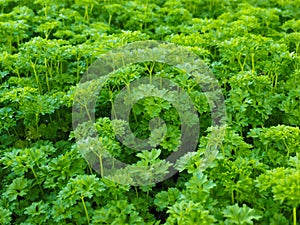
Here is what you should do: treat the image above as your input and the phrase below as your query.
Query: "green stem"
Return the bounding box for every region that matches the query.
[160,77,162,89]
[48,60,53,80]
[99,154,104,177]
[84,6,89,21]
[221,144,225,156]
[111,101,117,119]
[35,113,39,137]
[31,167,45,198]
[125,82,131,94]
[237,55,246,71]
[31,61,42,94]
[251,53,255,72]
[274,73,278,89]
[56,110,62,126]
[44,4,48,18]
[81,196,90,225]
[145,62,155,84]
[77,58,81,83]
[77,101,92,121]
[90,4,94,14]
[87,163,93,174]
[293,207,296,225]
[282,139,290,157]
[44,58,50,91]
[8,37,12,53]
[108,14,112,25]
[90,148,103,177]
[110,88,117,118]
[16,69,20,79]
[133,111,138,123]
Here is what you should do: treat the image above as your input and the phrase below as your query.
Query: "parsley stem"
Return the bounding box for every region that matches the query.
[31,61,42,94]
[99,154,104,178]
[251,53,255,73]
[81,196,90,225]
[293,207,296,225]
[31,167,45,198]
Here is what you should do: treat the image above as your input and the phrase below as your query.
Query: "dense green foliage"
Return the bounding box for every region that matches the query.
[0,0,299,224]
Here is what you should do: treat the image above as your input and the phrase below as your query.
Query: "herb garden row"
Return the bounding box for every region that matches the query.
[0,0,299,224]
